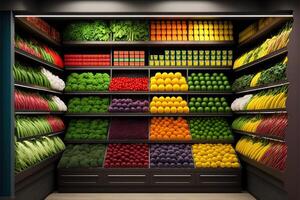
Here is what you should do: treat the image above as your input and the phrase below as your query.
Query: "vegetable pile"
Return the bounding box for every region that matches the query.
[65,119,109,140]
[189,97,231,113]
[189,118,233,141]
[150,72,188,92]
[15,116,65,139]
[108,98,149,113]
[58,144,106,168]
[193,144,240,168]
[150,96,189,114]
[15,90,67,111]
[63,21,110,41]
[109,118,148,140]
[109,77,148,91]
[232,75,254,91]
[111,20,148,41]
[188,72,231,91]
[232,114,287,139]
[67,97,109,113]
[150,144,194,168]
[104,144,149,168]
[150,117,191,140]
[65,72,110,91]
[15,136,65,173]
[15,35,63,67]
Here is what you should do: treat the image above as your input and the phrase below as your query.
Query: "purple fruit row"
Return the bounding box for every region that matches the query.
[109,98,149,112]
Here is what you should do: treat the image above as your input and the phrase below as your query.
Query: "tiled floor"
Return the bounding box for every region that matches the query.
[46,192,256,200]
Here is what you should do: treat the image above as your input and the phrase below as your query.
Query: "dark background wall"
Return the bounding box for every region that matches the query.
[0,0,299,199]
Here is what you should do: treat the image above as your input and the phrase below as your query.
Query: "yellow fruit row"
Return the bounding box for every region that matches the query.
[150,96,189,114]
[150,72,188,92]
[192,144,240,168]
[246,91,287,110]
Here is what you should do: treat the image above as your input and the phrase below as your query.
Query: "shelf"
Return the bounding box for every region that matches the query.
[15,152,62,184]
[233,47,288,73]
[15,82,63,95]
[15,17,61,47]
[15,111,65,115]
[233,129,285,143]
[235,81,289,94]
[63,40,235,47]
[233,109,287,114]
[64,91,233,95]
[64,139,234,144]
[238,18,289,48]
[64,112,233,117]
[238,153,284,181]
[15,48,64,72]
[17,131,65,141]
[64,66,233,71]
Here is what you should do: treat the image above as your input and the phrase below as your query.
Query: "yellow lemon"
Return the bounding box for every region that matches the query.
[171,78,179,85]
[150,102,156,107]
[173,84,180,91]
[158,84,165,91]
[162,72,168,79]
[161,101,168,107]
[150,84,158,91]
[171,97,177,102]
[164,107,171,113]
[151,78,157,84]
[183,106,189,113]
[165,96,171,101]
[169,72,175,78]
[173,101,180,107]
[167,101,174,107]
[150,106,158,113]
[166,84,173,92]
[180,101,187,107]
[157,106,164,113]
[155,72,162,79]
[165,78,172,84]
[158,96,165,101]
[155,101,162,107]
[175,72,182,78]
[170,106,177,113]
[176,96,183,102]
[180,84,188,91]
[152,96,159,102]
[177,106,183,113]
[179,77,186,85]
[157,78,164,85]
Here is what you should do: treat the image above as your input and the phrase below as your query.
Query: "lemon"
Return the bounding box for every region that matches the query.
[165,96,171,101]
[150,84,158,91]
[165,78,172,84]
[169,72,175,78]
[176,96,183,102]
[155,72,162,79]
[150,102,156,107]
[157,106,164,113]
[211,163,217,168]
[183,106,189,113]
[173,84,180,91]
[175,72,182,78]
[152,96,159,102]
[173,101,180,107]
[177,106,183,113]
[162,72,168,79]
[171,78,179,85]
[171,97,177,102]
[166,84,173,91]
[180,84,188,91]
[157,78,164,85]
[167,101,174,107]
[225,162,232,168]
[161,101,168,107]
[170,107,177,113]
[155,101,162,107]
[164,107,171,113]
[179,77,186,85]
[158,84,165,92]
[179,101,187,107]
[158,96,165,101]
[150,106,158,113]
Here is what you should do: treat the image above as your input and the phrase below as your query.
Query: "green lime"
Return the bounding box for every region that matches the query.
[201,85,207,90]
[193,76,199,81]
[205,77,210,81]
[218,107,224,112]
[189,102,195,107]
[189,85,195,91]
[196,97,202,102]
[201,102,207,107]
[225,85,231,90]
[194,80,200,85]
[204,73,210,77]
[222,102,228,107]
[203,97,208,102]
[207,85,212,90]
[190,107,196,112]
[213,85,219,90]
[204,107,210,112]
[195,102,201,107]
[191,73,196,77]
[212,73,218,77]
[219,85,225,90]
[206,81,212,85]
[220,97,226,102]
[195,85,201,90]
[197,107,204,112]
[190,97,196,102]
[188,77,193,81]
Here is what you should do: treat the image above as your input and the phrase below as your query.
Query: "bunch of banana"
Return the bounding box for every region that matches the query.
[250,72,262,87]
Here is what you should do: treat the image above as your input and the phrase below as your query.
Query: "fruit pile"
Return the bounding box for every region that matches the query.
[113,50,145,66]
[65,72,110,91]
[104,144,149,168]
[149,49,233,67]
[15,136,65,173]
[232,59,287,91]
[14,61,65,91]
[58,144,106,168]
[23,17,60,42]
[150,117,191,140]
[188,72,231,91]
[188,20,234,41]
[150,20,188,41]
[150,144,194,168]
[109,77,148,91]
[232,115,287,139]
[231,86,287,111]
[234,22,292,69]
[236,137,287,171]
[15,116,65,138]
[149,96,189,114]
[67,97,109,113]
[150,72,188,92]
[192,144,240,168]
[65,119,109,140]
[108,98,149,113]
[15,90,67,111]
[189,118,233,141]
[64,54,111,66]
[109,118,148,140]
[189,97,231,113]
[15,35,63,67]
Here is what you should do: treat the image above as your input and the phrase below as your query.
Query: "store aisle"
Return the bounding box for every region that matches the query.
[46,192,256,200]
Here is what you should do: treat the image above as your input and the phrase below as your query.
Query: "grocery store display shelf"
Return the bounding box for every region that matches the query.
[238,153,284,181]
[64,66,233,71]
[15,82,63,95]
[235,81,289,94]
[64,91,233,95]
[58,167,241,192]
[17,131,65,141]
[64,139,234,144]
[233,109,287,114]
[238,18,289,48]
[15,17,61,47]
[15,48,64,72]
[15,152,62,184]
[233,129,285,143]
[233,47,288,73]
[63,40,235,47]
[15,110,66,115]
[64,112,233,117]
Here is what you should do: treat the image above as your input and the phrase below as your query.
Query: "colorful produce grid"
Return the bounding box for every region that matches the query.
[109,98,149,113]
[188,72,231,91]
[113,50,145,66]
[109,77,148,91]
[64,54,111,66]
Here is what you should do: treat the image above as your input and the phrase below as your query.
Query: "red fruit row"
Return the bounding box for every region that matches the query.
[260,143,287,171]
[109,77,148,91]
[104,144,149,168]
[64,54,111,66]
[256,114,287,139]
[46,116,65,132]
[15,90,50,111]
